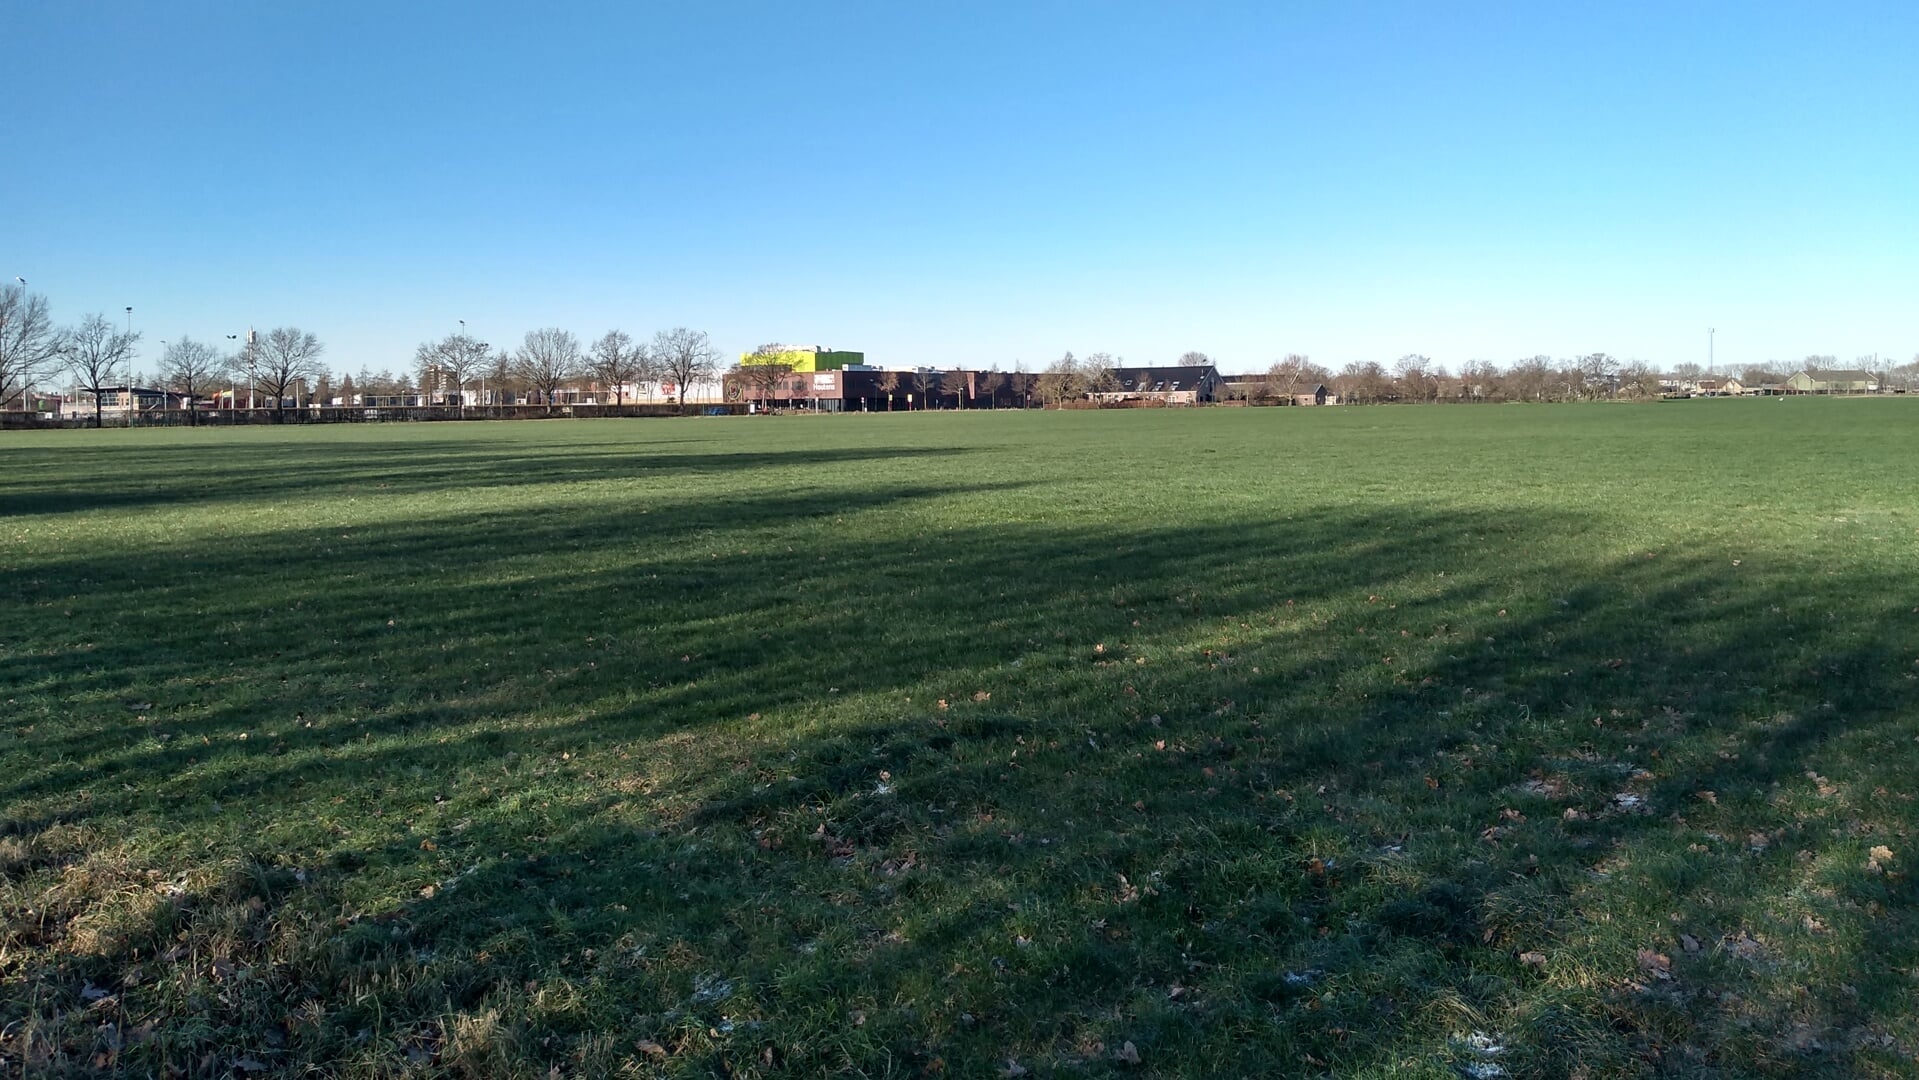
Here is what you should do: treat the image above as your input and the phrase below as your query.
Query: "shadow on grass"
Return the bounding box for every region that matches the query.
[0,438,967,515]
[3,490,1917,1076]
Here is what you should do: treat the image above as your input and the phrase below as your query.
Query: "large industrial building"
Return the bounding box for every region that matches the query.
[737,345,867,373]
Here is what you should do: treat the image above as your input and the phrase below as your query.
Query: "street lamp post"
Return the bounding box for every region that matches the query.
[1708,327,1715,375]
[123,308,135,427]
[476,342,489,417]
[226,334,240,419]
[152,338,169,425]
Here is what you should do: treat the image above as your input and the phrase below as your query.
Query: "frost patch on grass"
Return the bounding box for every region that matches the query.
[1452,1030,1509,1078]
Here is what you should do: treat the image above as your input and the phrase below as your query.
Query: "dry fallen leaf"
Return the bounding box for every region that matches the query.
[1726,932,1766,961]
[1518,951,1547,968]
[635,1039,667,1059]
[1637,948,1673,980]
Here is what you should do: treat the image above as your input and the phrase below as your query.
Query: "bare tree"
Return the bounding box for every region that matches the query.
[1083,352,1119,397]
[975,369,1005,408]
[249,327,325,421]
[1035,352,1082,406]
[1893,356,1919,393]
[160,336,222,425]
[515,328,583,410]
[650,327,720,410]
[1459,360,1500,402]
[877,370,900,411]
[1504,356,1557,402]
[1394,354,1437,402]
[1334,360,1394,404]
[1267,354,1328,403]
[738,342,794,409]
[588,330,648,405]
[946,366,971,408]
[415,333,491,412]
[1177,350,1212,367]
[486,349,520,406]
[1618,360,1662,399]
[1,280,63,410]
[64,314,141,428]
[1576,353,1618,399]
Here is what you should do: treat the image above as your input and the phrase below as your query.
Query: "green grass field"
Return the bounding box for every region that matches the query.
[5,401,1918,1078]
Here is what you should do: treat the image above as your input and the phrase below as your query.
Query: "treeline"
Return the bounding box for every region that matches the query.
[0,280,726,425]
[401,327,722,409]
[1272,354,1663,405]
[1031,349,1676,405]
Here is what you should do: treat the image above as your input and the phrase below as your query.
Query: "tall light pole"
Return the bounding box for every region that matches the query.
[124,307,135,426]
[226,334,239,416]
[229,330,256,412]
[6,278,23,409]
[153,338,168,423]
[9,276,24,412]
[1708,327,1715,375]
[455,321,467,408]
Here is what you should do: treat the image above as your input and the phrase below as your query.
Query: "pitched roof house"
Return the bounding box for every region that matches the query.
[1096,365,1222,405]
[1785,369,1879,394]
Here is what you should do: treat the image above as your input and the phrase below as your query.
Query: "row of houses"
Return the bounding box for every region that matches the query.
[726,363,1251,410]
[12,363,1897,421]
[25,379,733,421]
[1667,368,1888,397]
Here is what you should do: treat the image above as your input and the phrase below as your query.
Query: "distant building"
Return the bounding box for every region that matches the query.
[1785,369,1879,394]
[3,389,66,414]
[1094,365,1223,405]
[738,345,865,373]
[59,386,192,419]
[726,366,1035,411]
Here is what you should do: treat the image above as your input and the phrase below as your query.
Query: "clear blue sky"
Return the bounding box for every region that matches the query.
[8,1,1915,376]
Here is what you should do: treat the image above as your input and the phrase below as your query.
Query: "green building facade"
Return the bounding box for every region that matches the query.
[739,346,865,373]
